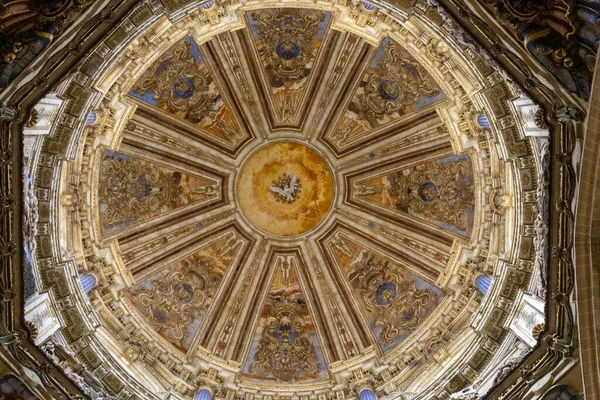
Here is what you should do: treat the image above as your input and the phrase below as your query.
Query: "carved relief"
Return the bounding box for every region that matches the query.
[248,9,327,88]
[0,0,88,89]
[478,0,598,100]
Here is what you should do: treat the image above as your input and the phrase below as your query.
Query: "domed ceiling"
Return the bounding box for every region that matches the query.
[13,0,567,399]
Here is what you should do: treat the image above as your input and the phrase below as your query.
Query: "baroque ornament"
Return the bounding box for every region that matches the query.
[250,294,320,382]
[251,8,325,87]
[477,0,597,99]
[357,40,440,120]
[388,157,474,231]
[351,252,436,346]
[131,36,215,121]
[130,36,243,145]
[14,1,557,398]
[23,179,38,255]
[99,155,184,230]
[132,254,223,348]
[98,152,216,231]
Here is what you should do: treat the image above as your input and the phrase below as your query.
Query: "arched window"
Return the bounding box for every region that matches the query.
[359,388,377,400]
[200,1,214,10]
[475,113,490,129]
[85,110,97,125]
[79,273,97,294]
[362,1,376,10]
[475,274,493,295]
[194,388,212,400]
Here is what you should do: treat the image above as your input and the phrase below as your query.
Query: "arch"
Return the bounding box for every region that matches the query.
[79,273,97,294]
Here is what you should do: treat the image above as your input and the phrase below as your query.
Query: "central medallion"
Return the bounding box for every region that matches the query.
[270,173,301,203]
[237,142,334,237]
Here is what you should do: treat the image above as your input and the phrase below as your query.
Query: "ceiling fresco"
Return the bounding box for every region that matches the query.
[97,149,224,236]
[80,10,490,387]
[323,37,445,156]
[245,8,332,127]
[129,35,253,154]
[319,224,443,353]
[12,1,569,399]
[237,142,334,236]
[242,250,329,384]
[126,226,250,351]
[347,152,475,239]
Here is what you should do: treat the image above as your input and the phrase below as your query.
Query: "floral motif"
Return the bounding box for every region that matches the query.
[350,252,436,346]
[250,294,320,382]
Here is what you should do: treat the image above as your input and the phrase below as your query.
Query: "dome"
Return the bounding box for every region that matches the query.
[2,1,592,400]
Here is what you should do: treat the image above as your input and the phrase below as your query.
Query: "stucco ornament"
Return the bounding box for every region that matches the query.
[270,174,301,203]
[23,180,38,255]
[250,294,320,382]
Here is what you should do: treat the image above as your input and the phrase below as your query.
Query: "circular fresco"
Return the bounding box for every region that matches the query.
[237,142,334,237]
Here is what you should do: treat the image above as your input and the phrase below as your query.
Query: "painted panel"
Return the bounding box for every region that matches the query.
[127,231,246,351]
[129,35,245,146]
[246,9,331,121]
[349,153,475,238]
[324,228,443,353]
[97,150,220,235]
[242,254,327,383]
[327,37,444,151]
